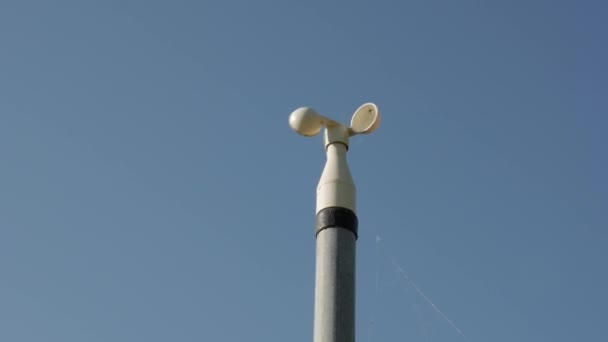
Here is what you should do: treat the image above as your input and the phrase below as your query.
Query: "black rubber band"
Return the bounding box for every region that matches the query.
[315,207,358,239]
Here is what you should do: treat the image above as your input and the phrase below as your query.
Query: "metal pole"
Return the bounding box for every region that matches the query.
[289,103,380,342]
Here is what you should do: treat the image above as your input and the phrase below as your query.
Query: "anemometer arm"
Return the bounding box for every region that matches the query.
[289,103,380,149]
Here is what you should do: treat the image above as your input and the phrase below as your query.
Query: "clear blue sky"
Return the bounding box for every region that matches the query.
[1,1,607,341]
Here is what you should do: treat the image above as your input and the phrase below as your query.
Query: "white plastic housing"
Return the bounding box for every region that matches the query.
[316,143,355,213]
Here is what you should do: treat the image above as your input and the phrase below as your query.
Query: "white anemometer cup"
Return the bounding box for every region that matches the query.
[289,103,380,342]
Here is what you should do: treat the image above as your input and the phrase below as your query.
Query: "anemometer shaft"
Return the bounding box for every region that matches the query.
[314,141,358,342]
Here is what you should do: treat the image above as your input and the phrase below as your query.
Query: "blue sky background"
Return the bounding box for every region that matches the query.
[1,1,607,341]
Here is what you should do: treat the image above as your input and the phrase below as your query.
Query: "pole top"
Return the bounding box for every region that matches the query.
[289,103,380,148]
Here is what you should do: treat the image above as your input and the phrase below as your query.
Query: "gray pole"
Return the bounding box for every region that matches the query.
[289,103,380,342]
